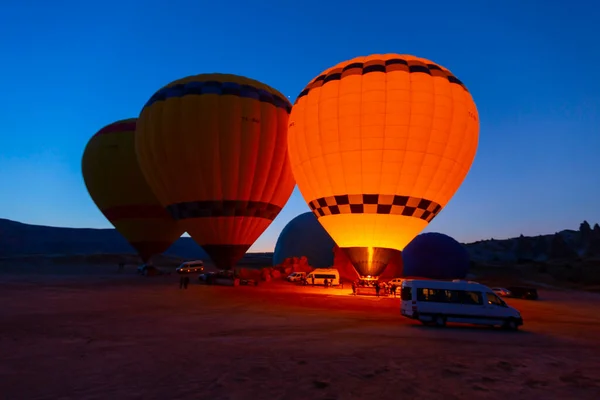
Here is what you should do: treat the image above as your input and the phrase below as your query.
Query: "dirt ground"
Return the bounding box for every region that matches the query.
[1,264,600,400]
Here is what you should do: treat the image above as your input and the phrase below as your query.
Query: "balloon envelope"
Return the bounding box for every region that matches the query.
[402,232,470,279]
[288,54,479,277]
[136,74,295,269]
[273,212,335,269]
[81,119,184,262]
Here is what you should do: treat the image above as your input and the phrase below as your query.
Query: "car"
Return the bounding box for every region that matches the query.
[400,279,523,330]
[137,264,156,274]
[240,278,259,286]
[198,272,213,282]
[287,272,306,282]
[492,287,512,297]
[199,270,245,286]
[139,265,168,276]
[387,278,404,287]
[176,260,205,274]
[505,286,539,300]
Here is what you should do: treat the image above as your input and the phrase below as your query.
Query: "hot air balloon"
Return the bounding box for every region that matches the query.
[402,232,470,280]
[135,74,295,270]
[82,119,184,262]
[273,212,336,269]
[288,54,479,279]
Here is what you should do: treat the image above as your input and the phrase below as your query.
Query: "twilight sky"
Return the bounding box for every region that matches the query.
[0,0,598,251]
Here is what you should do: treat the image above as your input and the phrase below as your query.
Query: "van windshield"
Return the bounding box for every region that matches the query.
[487,292,506,307]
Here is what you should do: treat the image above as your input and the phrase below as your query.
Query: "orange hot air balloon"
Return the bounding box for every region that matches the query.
[288,54,479,278]
[135,74,295,269]
[82,119,184,262]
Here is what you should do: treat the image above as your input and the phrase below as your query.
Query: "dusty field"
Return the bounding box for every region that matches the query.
[1,265,600,400]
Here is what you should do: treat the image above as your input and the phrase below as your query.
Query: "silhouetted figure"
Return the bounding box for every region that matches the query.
[179,276,185,289]
[375,282,380,297]
[311,276,315,286]
[183,276,190,289]
[391,284,397,298]
[351,281,356,295]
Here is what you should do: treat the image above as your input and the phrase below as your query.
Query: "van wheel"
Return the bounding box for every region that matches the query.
[503,318,519,331]
[434,315,446,327]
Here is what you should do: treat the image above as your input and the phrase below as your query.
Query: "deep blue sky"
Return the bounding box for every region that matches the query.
[1,0,599,251]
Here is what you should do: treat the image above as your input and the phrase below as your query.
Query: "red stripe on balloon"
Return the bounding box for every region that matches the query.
[102,204,169,221]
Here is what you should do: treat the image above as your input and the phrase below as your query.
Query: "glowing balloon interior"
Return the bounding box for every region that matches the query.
[287,54,479,278]
[81,119,184,262]
[135,74,296,269]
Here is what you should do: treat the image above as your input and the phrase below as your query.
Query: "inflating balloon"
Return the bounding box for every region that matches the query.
[82,119,184,262]
[273,212,335,269]
[402,232,470,279]
[136,74,295,269]
[288,54,479,278]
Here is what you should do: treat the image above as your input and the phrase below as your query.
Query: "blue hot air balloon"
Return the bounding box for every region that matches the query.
[402,232,470,279]
[273,212,336,268]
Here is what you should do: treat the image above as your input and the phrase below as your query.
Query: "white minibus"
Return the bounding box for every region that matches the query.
[400,279,523,330]
[304,268,340,286]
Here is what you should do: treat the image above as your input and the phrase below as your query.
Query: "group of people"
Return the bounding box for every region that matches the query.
[351,279,400,297]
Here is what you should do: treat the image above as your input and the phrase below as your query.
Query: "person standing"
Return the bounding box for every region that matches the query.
[375,281,380,297]
[183,276,190,289]
[351,281,356,296]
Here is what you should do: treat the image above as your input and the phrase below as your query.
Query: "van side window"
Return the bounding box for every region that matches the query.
[416,289,460,303]
[417,288,439,302]
[314,274,336,279]
[460,291,483,305]
[442,290,461,303]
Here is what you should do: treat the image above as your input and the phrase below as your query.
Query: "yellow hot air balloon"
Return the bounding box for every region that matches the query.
[135,74,295,269]
[82,119,184,262]
[288,54,479,278]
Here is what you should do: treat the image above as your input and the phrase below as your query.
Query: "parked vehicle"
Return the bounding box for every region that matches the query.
[505,286,539,300]
[197,270,255,286]
[137,264,149,274]
[240,278,259,286]
[492,287,512,297]
[400,279,523,330]
[387,278,404,287]
[138,265,168,276]
[287,272,306,282]
[176,260,204,274]
[303,268,340,286]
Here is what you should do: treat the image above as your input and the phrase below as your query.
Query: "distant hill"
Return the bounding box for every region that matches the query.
[1,218,599,266]
[0,218,209,260]
[463,220,600,264]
